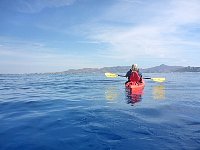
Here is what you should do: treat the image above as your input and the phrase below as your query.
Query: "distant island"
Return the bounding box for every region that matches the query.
[50,64,200,74]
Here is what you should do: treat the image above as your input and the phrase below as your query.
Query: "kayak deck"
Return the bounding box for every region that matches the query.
[125,79,145,94]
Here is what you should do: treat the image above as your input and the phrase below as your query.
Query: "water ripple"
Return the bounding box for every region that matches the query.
[0,73,200,150]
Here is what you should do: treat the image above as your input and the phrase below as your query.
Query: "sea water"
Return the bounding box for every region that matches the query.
[0,73,200,150]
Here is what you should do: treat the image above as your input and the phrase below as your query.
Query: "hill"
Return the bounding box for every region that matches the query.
[51,64,200,74]
[141,64,183,73]
[174,66,200,72]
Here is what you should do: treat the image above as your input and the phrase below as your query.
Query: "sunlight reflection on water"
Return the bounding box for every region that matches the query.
[152,85,165,100]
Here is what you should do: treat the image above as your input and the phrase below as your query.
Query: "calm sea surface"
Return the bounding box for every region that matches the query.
[0,73,200,150]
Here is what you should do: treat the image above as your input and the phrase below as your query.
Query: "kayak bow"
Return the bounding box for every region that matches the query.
[125,79,145,94]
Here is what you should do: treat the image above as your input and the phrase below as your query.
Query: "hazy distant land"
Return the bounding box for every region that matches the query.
[48,64,200,74]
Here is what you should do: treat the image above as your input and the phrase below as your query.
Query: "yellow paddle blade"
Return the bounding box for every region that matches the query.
[105,73,118,78]
[151,78,166,82]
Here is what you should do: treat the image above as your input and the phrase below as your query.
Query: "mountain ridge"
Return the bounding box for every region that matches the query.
[49,64,200,74]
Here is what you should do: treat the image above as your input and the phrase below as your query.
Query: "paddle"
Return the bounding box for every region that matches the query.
[105,72,165,82]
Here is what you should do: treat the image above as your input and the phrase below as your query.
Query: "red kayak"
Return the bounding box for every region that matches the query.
[125,79,145,94]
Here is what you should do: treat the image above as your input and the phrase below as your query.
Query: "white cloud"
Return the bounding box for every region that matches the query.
[0,42,103,73]
[16,0,75,13]
[167,0,200,25]
[82,0,200,66]
[1,0,200,73]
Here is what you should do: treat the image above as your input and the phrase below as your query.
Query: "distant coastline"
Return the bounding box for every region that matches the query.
[48,64,200,74]
[1,64,200,75]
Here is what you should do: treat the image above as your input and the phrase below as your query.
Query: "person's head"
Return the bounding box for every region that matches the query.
[131,64,138,71]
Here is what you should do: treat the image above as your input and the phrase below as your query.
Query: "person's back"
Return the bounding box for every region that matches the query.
[130,71,141,82]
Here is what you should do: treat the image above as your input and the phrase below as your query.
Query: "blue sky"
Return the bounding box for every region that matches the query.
[0,0,200,73]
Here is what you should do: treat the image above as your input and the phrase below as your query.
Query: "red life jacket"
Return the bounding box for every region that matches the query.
[130,71,140,82]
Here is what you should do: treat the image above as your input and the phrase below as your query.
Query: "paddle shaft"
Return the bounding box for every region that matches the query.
[105,73,165,82]
[118,74,126,77]
[116,74,148,79]
[118,73,148,78]
[143,77,151,79]
[118,75,151,80]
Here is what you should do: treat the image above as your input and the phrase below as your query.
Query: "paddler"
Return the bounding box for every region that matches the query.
[125,64,142,84]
